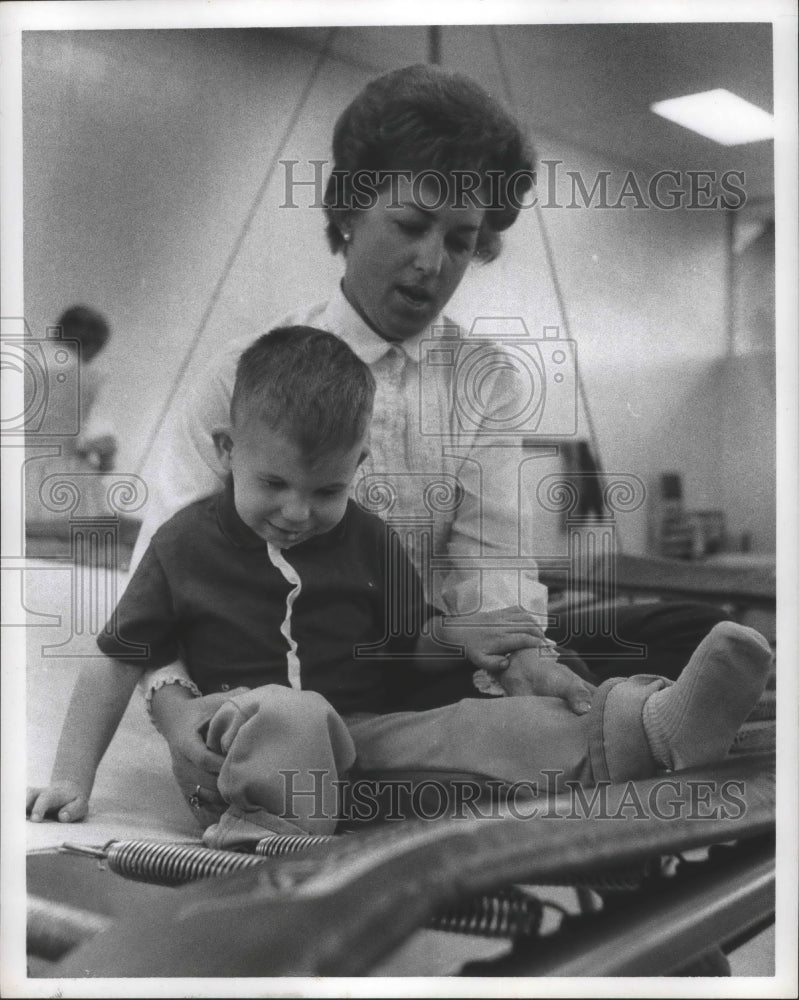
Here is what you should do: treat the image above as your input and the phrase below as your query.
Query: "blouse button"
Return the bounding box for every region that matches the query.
[220,683,230,692]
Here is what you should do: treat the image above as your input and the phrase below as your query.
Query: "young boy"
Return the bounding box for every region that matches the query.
[27,328,773,850]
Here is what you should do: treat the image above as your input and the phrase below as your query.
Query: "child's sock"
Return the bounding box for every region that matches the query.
[642,621,773,771]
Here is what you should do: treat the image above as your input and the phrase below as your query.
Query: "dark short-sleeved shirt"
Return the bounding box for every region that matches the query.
[98,480,432,715]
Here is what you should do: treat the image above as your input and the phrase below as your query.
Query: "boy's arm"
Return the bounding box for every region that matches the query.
[129,342,242,763]
[27,657,141,822]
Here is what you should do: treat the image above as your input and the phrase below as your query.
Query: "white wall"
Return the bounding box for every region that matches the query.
[446,138,734,555]
[22,29,359,469]
[22,28,775,555]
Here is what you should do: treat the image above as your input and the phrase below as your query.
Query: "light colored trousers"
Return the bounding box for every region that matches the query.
[179,679,667,850]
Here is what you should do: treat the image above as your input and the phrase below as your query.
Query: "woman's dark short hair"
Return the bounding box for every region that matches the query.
[56,305,110,363]
[232,327,376,462]
[323,64,535,262]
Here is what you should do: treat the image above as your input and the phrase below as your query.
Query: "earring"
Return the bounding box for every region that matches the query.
[342,230,351,243]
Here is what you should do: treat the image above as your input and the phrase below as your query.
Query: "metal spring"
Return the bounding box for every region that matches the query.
[255,833,334,857]
[530,861,656,892]
[68,836,655,904]
[62,838,543,940]
[429,888,542,938]
[105,840,264,886]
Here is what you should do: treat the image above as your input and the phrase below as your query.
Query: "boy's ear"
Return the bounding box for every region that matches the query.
[213,428,234,471]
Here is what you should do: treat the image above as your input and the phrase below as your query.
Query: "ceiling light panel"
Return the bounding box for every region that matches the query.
[651,89,774,146]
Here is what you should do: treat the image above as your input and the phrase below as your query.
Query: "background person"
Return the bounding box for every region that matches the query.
[25,305,117,527]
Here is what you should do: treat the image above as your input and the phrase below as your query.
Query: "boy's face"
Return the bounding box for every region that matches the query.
[215,420,365,549]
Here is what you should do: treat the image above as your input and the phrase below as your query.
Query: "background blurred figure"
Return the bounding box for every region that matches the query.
[59,305,117,473]
[25,305,117,530]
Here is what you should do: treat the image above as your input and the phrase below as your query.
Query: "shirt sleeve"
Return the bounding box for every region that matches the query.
[437,351,549,621]
[97,540,182,668]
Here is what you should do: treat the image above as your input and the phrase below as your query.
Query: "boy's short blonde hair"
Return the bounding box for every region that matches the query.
[231,326,375,462]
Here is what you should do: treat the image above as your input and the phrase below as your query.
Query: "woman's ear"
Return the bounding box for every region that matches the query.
[213,428,234,471]
[357,445,370,467]
[339,210,356,247]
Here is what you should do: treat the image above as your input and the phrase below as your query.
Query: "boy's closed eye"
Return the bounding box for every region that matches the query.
[259,477,303,493]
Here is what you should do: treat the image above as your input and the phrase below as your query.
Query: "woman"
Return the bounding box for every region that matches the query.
[139,65,723,794]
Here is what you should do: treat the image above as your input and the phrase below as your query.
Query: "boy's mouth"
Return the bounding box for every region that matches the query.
[266,521,307,544]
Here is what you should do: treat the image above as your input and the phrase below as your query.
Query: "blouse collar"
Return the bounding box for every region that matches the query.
[322,283,454,368]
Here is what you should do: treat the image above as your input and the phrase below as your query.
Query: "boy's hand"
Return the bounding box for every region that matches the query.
[439,606,553,672]
[26,782,89,823]
[157,688,247,789]
[159,691,248,813]
[497,646,597,714]
[163,694,230,771]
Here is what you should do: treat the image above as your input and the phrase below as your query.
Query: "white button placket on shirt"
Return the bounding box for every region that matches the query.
[265,542,303,690]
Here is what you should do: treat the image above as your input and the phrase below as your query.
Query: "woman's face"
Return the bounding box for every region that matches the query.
[341,174,486,341]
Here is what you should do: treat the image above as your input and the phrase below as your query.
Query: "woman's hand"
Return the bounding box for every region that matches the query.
[496,646,597,714]
[26,781,89,823]
[437,606,554,673]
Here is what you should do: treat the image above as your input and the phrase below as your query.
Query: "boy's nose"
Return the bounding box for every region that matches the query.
[281,495,311,524]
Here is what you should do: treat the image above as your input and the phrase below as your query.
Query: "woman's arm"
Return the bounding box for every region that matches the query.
[434,340,594,709]
[414,608,553,673]
[438,412,548,617]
